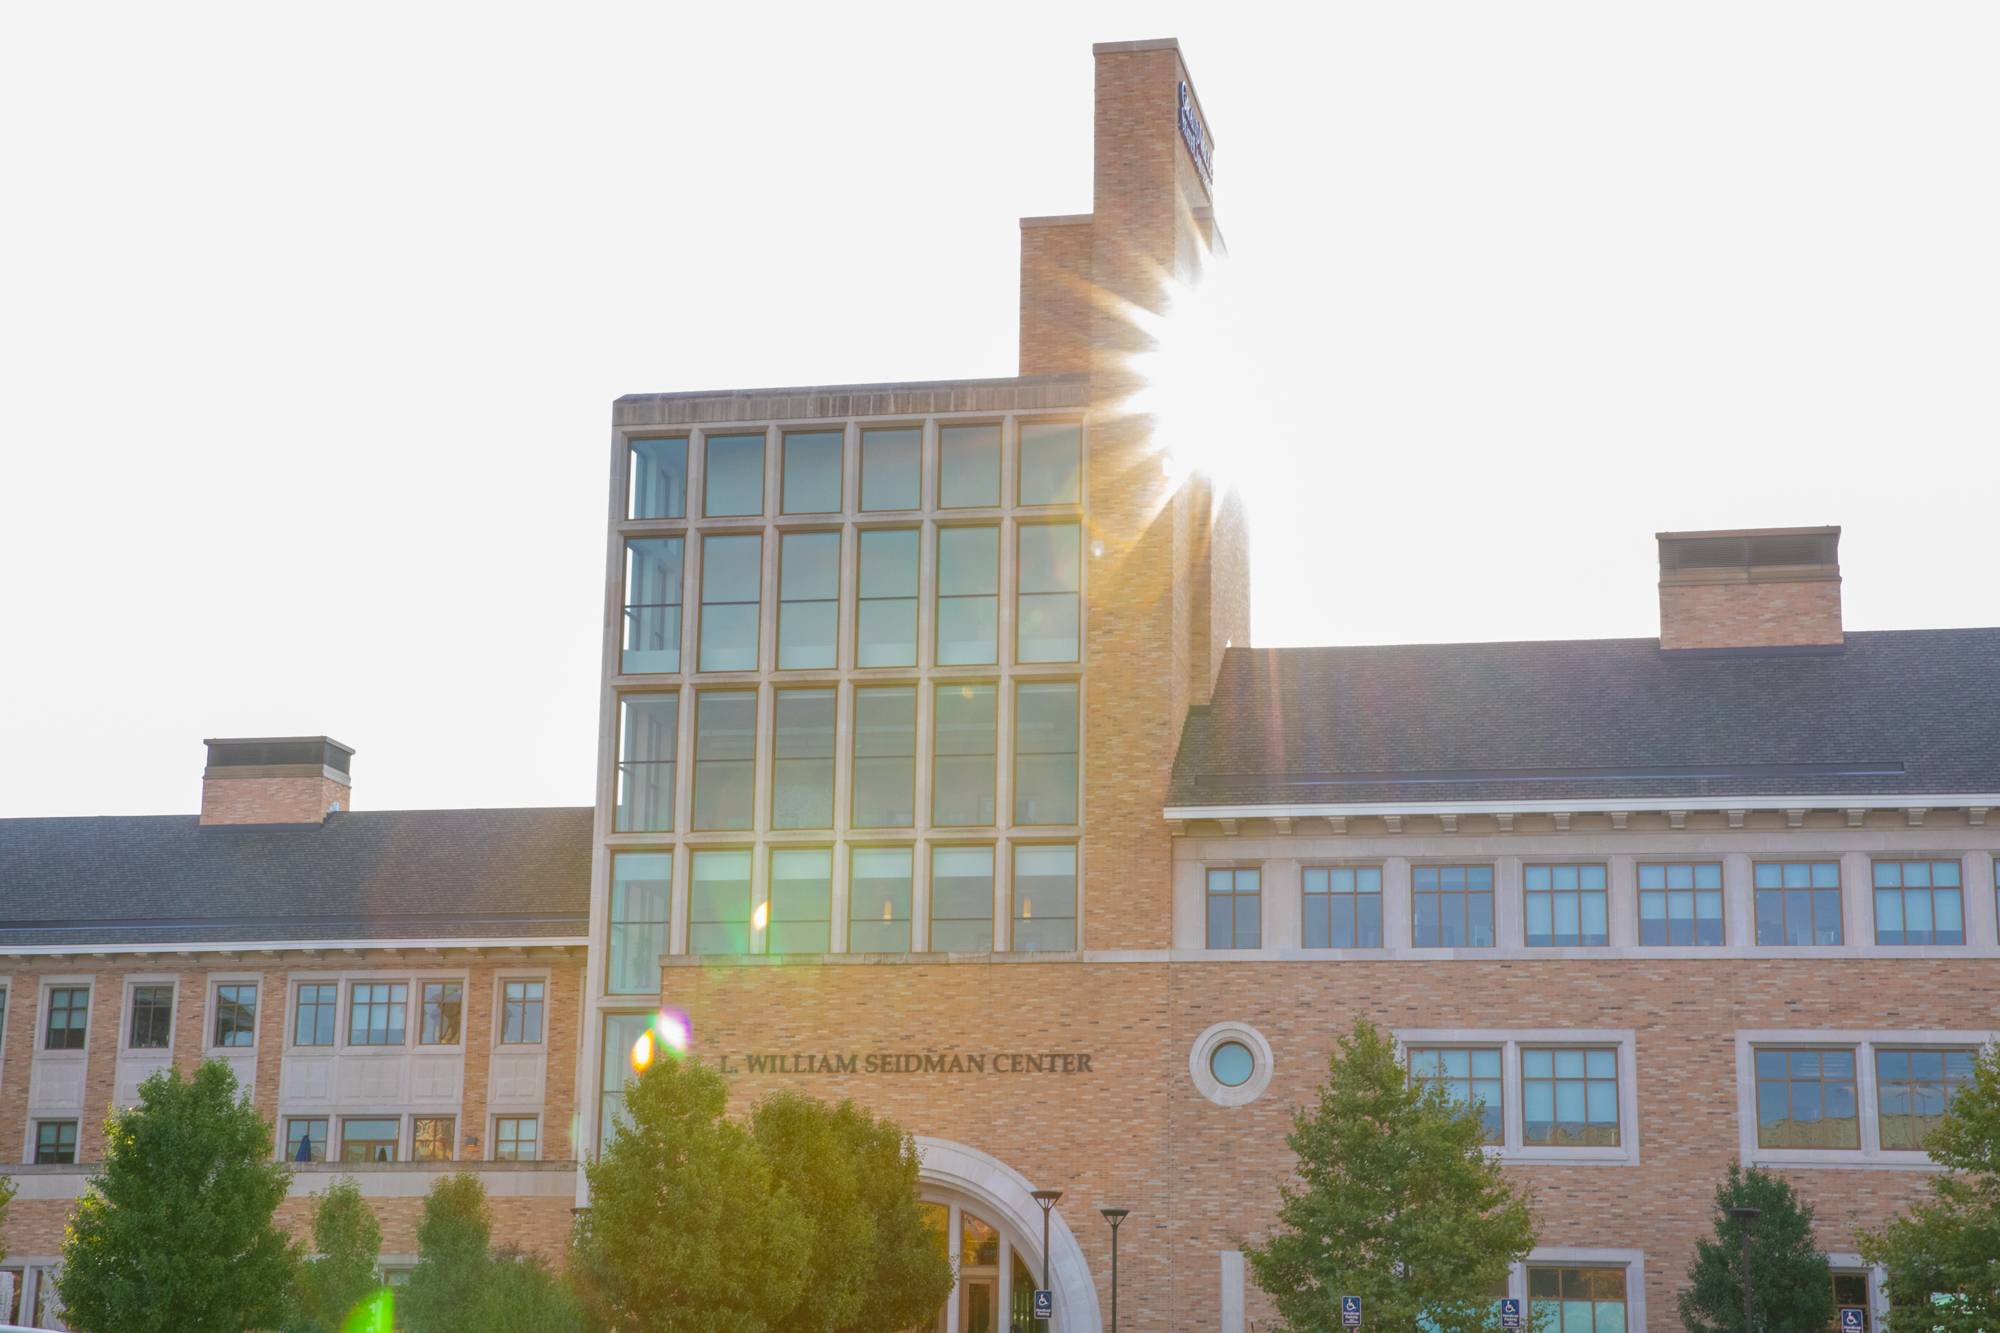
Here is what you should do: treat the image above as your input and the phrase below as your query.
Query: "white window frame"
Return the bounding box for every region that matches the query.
[1513,1248,1648,1328]
[206,976,262,1055]
[492,971,552,1049]
[119,975,179,1053]
[414,978,469,1051]
[334,1113,408,1165]
[1735,1028,1996,1167]
[1395,1028,1641,1165]
[1826,1253,1889,1328]
[38,977,94,1055]
[491,1112,541,1162]
[287,978,344,1051]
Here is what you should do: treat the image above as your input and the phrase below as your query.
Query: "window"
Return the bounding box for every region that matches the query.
[860,426,920,510]
[347,983,408,1047]
[689,850,752,955]
[1014,681,1078,825]
[936,526,999,665]
[495,1116,539,1162]
[127,984,173,1049]
[1755,1048,1860,1149]
[781,429,842,514]
[413,1116,455,1162]
[768,849,832,954]
[1304,866,1383,948]
[420,982,462,1045]
[213,984,256,1048]
[857,528,919,667]
[938,423,1000,507]
[1831,1274,1872,1328]
[285,1117,328,1163]
[1524,863,1609,948]
[698,532,762,671]
[34,1120,78,1165]
[931,846,995,951]
[1017,523,1081,662]
[1754,860,1843,946]
[600,1013,651,1151]
[849,847,913,952]
[1205,867,1262,949]
[44,986,88,1050]
[622,537,683,673]
[1522,1048,1620,1146]
[628,437,687,519]
[340,1118,401,1164]
[502,981,545,1044]
[1407,1047,1502,1143]
[692,691,756,831]
[1412,865,1495,948]
[1639,862,1724,946]
[614,694,678,833]
[1018,421,1081,505]
[771,689,835,828]
[1876,1048,1976,1149]
[852,686,917,828]
[1528,1268,1627,1332]
[294,983,338,1047]
[608,852,671,995]
[932,683,997,826]
[1872,860,1964,946]
[777,531,839,669]
[1013,844,1077,951]
[703,432,764,516]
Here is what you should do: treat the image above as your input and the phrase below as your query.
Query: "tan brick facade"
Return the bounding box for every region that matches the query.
[1658,577,1845,651]
[199,773,352,826]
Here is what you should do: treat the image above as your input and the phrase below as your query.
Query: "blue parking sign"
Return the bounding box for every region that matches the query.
[1839,1309,1865,1332]
[1341,1294,1362,1327]
[1033,1288,1054,1320]
[1500,1297,1523,1329]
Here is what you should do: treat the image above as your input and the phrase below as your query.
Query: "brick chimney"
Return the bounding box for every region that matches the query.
[1657,526,1843,651]
[199,736,354,825]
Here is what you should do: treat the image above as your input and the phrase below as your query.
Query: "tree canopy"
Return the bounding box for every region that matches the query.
[401,1175,585,1333]
[285,1175,384,1333]
[55,1060,297,1333]
[1675,1162,1832,1332]
[1245,1019,1537,1333]
[1861,1043,2000,1328]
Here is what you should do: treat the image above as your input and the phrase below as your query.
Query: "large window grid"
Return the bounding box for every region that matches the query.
[1412,865,1495,948]
[777,531,840,669]
[347,983,408,1047]
[1205,867,1262,949]
[1754,860,1843,946]
[1303,865,1383,948]
[1872,860,1964,946]
[1397,1029,1639,1164]
[1638,862,1725,946]
[1407,1046,1502,1143]
[1737,1032,1994,1165]
[1523,863,1608,948]
[622,538,683,674]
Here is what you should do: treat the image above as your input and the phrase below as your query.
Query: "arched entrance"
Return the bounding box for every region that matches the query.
[914,1138,1101,1333]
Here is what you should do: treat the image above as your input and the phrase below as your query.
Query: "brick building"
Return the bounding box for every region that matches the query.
[3,35,1997,1333]
[0,739,590,1325]
[581,36,1999,1333]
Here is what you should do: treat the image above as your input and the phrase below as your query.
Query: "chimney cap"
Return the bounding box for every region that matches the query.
[1655,524,1840,542]
[203,736,354,777]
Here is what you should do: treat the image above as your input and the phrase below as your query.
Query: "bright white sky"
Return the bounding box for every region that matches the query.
[2,2,1996,816]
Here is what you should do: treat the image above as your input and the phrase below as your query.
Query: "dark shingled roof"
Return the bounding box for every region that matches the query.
[1167,629,2000,810]
[0,807,593,948]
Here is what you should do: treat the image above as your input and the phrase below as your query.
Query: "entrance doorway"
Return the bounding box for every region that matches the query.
[919,1196,1040,1333]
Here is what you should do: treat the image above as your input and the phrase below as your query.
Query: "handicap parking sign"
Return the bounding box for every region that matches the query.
[1033,1288,1054,1320]
[1839,1309,1865,1332]
[1500,1297,1523,1329]
[1341,1294,1362,1327]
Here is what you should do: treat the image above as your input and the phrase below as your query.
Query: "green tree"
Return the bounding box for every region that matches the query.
[571,1056,812,1333]
[477,1247,590,1333]
[1,1171,15,1266]
[286,1176,384,1333]
[402,1174,495,1333]
[55,1060,297,1333]
[1245,1020,1537,1332]
[749,1090,955,1333]
[1676,1162,1832,1332]
[1861,1043,2000,1327]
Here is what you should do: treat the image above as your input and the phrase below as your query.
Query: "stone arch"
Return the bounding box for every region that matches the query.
[915,1136,1103,1333]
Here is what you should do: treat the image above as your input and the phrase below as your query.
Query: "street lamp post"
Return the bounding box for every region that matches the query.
[1727,1204,1762,1333]
[1099,1208,1129,1333]
[1030,1189,1063,1330]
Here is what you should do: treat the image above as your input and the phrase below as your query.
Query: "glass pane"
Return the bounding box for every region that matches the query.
[1210,1041,1254,1087]
[778,531,839,669]
[1015,681,1078,825]
[699,533,762,672]
[704,433,764,516]
[939,424,1001,508]
[615,695,678,832]
[858,529,919,667]
[853,687,916,828]
[781,430,841,513]
[850,847,913,952]
[1018,421,1081,505]
[768,848,831,951]
[692,692,756,831]
[629,437,688,519]
[623,538,683,673]
[1014,844,1076,951]
[937,526,999,665]
[772,689,835,829]
[861,427,920,510]
[933,684,997,826]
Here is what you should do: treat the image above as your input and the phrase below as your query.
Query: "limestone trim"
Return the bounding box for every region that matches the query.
[1515,1248,1649,1328]
[1188,1020,1273,1107]
[9,937,588,958]
[912,1136,1102,1333]
[1825,1252,1888,1324]
[1167,793,2000,821]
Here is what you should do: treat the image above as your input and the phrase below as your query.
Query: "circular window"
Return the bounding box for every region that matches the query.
[1189,1022,1274,1107]
[1210,1041,1255,1087]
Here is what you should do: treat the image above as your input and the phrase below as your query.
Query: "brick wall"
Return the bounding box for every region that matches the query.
[199,774,350,826]
[1020,217,1094,376]
[1659,577,1844,650]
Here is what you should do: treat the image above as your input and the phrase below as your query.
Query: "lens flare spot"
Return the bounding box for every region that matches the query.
[654,1009,691,1056]
[752,899,769,932]
[629,1028,656,1074]
[338,1288,395,1333]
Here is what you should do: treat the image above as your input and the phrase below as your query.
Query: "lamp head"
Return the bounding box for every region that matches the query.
[1030,1189,1063,1210]
[1726,1205,1763,1224]
[1101,1207,1130,1227]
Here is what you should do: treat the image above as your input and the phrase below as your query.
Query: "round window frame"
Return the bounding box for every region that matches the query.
[1188,1021,1273,1107]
